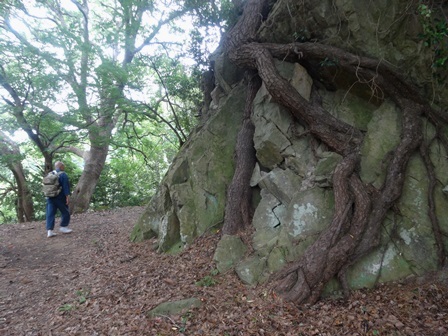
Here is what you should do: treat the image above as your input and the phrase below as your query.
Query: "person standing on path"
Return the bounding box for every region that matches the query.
[46,161,72,238]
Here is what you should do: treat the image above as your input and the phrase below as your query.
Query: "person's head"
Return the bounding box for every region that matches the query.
[54,161,65,171]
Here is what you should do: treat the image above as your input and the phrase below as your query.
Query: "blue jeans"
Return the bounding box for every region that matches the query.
[46,195,70,230]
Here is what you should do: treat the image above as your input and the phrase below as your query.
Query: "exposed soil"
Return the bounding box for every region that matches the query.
[1,206,447,335]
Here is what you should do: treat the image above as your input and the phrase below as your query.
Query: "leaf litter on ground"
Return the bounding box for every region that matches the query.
[0,206,447,335]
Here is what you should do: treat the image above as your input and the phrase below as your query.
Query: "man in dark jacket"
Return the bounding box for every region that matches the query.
[46,161,72,238]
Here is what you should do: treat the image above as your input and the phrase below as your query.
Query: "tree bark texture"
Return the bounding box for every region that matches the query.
[0,131,35,222]
[69,126,111,214]
[222,71,261,235]
[221,0,445,305]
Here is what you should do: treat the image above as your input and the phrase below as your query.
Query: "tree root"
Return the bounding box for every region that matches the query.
[221,0,444,305]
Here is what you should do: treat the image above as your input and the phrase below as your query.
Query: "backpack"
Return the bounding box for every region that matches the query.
[42,171,62,197]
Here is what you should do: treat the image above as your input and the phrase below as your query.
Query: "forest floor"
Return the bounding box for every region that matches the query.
[0,206,447,336]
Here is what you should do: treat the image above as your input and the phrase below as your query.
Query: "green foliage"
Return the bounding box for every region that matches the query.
[179,311,193,333]
[195,269,219,287]
[185,0,236,31]
[195,275,217,287]
[89,100,184,211]
[0,166,17,223]
[186,0,235,69]
[0,0,226,220]
[124,53,201,148]
[91,158,158,209]
[76,289,90,304]
[58,303,75,312]
[418,2,448,80]
[0,149,84,224]
[148,55,202,134]
[57,288,89,313]
[0,36,86,157]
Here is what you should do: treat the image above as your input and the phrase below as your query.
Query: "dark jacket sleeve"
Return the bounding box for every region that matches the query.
[59,172,71,196]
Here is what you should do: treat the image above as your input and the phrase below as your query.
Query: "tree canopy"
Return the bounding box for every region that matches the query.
[0,0,228,222]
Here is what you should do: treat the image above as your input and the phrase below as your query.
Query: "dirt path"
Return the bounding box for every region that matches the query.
[1,206,448,335]
[0,207,148,334]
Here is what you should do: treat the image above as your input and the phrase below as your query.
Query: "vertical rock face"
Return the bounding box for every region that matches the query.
[133,0,447,290]
[131,82,248,251]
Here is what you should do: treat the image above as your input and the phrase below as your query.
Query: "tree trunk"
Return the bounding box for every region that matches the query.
[11,162,35,222]
[69,131,111,214]
[221,0,442,305]
[0,131,35,222]
[222,71,261,234]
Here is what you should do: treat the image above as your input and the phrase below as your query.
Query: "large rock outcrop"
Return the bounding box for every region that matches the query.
[131,80,247,251]
[132,0,448,292]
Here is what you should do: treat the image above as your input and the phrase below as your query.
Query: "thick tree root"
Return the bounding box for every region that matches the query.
[221,0,443,305]
[222,72,261,235]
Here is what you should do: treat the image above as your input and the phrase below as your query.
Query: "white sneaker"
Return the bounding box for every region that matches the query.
[59,227,73,234]
[47,230,57,238]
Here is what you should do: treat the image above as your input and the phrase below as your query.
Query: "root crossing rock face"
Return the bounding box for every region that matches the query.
[134,0,448,305]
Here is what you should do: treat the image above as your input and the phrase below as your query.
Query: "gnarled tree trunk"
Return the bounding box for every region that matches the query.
[0,131,34,222]
[69,119,113,214]
[221,0,446,305]
[222,71,261,234]
[11,161,34,222]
